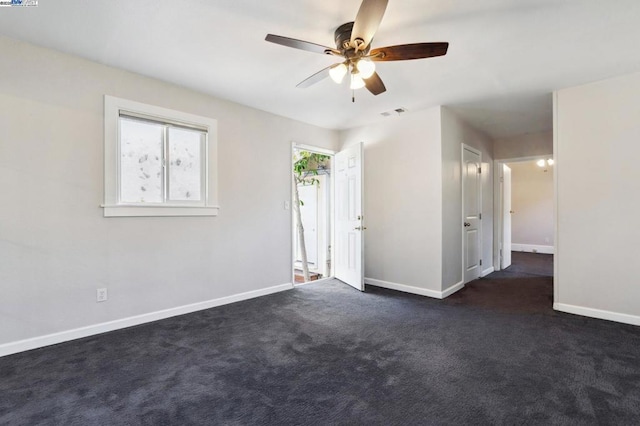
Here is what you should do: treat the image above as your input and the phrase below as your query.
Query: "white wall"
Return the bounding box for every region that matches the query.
[338,107,494,297]
[441,108,495,286]
[0,37,338,350]
[339,109,443,296]
[494,131,553,160]
[555,71,640,325]
[507,161,554,249]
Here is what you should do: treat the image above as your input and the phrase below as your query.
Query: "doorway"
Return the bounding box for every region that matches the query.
[291,143,365,291]
[494,156,555,273]
[292,145,333,284]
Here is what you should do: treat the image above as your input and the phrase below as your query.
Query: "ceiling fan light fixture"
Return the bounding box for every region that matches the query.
[350,73,366,90]
[265,0,449,99]
[356,58,375,79]
[329,63,348,83]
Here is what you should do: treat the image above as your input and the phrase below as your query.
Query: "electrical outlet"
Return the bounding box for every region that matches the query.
[96,288,108,302]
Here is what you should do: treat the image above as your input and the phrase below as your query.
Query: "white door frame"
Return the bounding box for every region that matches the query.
[492,155,548,272]
[291,143,336,286]
[461,144,482,284]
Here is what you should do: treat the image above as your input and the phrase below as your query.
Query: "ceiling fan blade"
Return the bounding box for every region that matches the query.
[370,42,449,61]
[296,65,335,88]
[265,34,339,55]
[364,72,386,95]
[350,0,389,50]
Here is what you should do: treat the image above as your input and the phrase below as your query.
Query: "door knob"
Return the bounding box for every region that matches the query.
[464,222,471,227]
[354,226,367,231]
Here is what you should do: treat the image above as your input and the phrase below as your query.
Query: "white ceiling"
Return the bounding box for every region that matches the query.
[1,0,640,139]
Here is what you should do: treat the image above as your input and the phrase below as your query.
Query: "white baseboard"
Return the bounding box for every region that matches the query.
[481,267,495,277]
[554,303,640,326]
[0,283,293,358]
[365,278,464,300]
[512,243,554,254]
[441,281,465,298]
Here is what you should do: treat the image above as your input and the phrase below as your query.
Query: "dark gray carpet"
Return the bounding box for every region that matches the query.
[501,251,554,277]
[2,254,640,425]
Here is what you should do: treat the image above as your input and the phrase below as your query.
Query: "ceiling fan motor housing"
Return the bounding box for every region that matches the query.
[334,22,354,50]
[334,22,370,56]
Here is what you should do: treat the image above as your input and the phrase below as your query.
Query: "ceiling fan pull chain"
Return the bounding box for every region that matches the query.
[352,89,355,103]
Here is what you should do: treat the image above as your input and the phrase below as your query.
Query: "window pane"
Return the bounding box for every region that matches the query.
[168,127,203,201]
[119,117,164,203]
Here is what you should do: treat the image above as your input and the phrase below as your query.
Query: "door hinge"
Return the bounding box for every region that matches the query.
[479,213,482,220]
[479,259,483,266]
[478,167,482,174]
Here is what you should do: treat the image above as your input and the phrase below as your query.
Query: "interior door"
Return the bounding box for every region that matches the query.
[502,164,512,269]
[334,142,364,291]
[462,147,482,284]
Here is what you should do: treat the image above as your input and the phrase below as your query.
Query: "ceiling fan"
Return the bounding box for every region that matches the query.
[265,0,449,101]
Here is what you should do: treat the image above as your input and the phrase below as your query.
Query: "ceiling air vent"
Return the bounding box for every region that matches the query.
[381,107,408,117]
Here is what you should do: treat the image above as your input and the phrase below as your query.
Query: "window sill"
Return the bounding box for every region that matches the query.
[101,204,220,217]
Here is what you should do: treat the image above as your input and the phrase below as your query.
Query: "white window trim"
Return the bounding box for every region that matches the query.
[102,95,220,217]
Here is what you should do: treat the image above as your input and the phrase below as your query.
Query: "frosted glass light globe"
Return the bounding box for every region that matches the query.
[356,59,375,79]
[350,74,366,90]
[329,63,348,83]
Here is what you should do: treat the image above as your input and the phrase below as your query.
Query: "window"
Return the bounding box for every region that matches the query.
[103,96,219,217]
[118,116,205,204]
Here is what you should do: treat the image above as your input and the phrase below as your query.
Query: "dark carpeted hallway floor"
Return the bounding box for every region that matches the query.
[446,251,555,314]
[2,253,640,425]
[501,251,554,277]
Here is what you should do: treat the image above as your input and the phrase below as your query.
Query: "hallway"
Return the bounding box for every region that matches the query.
[446,251,554,314]
[500,251,553,278]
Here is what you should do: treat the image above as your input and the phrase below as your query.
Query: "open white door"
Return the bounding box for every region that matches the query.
[502,164,512,269]
[334,143,364,291]
[462,146,482,284]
